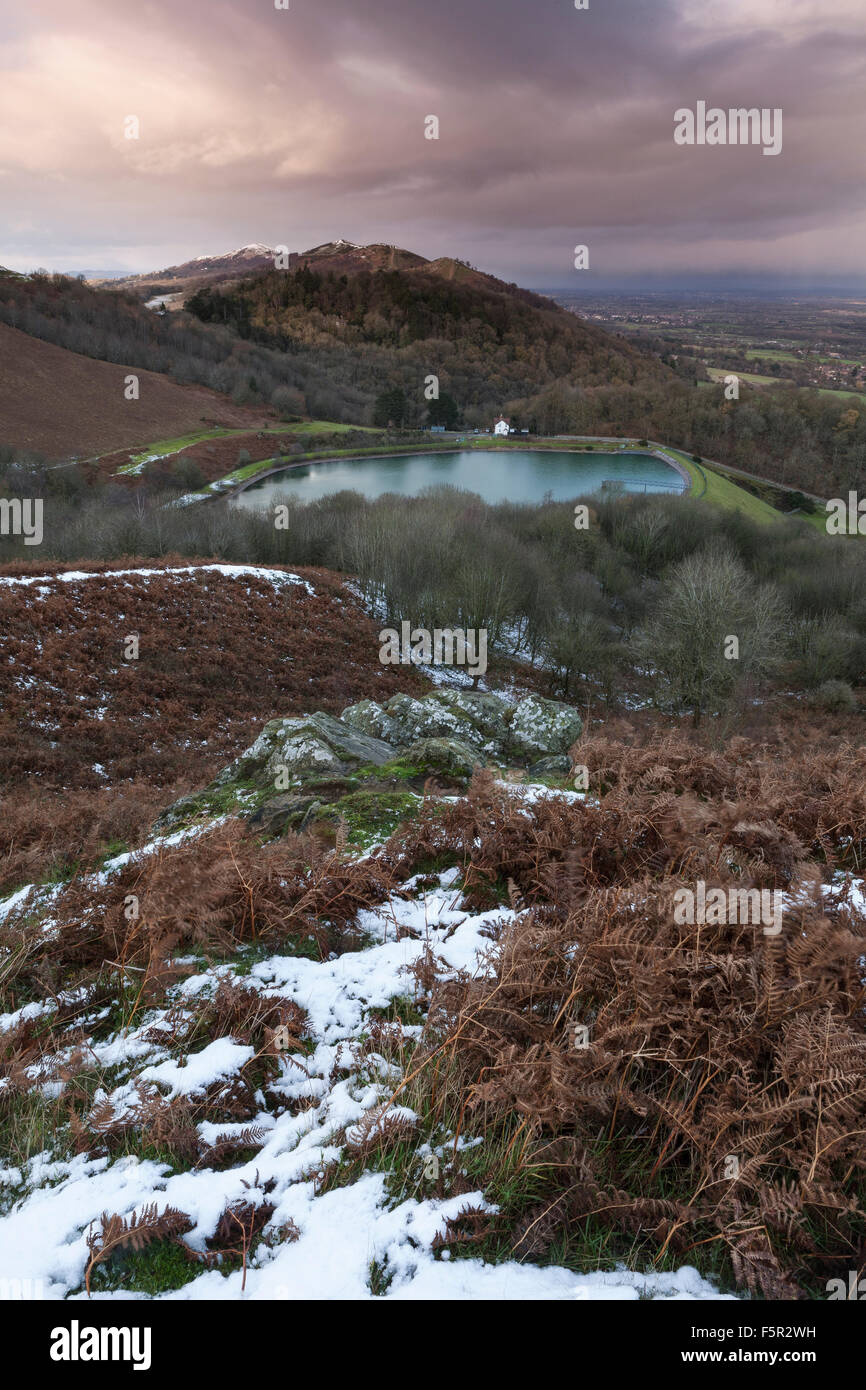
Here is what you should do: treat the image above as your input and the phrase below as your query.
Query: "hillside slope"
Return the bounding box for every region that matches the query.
[1,246,678,441]
[91,244,280,296]
[186,250,675,424]
[1,698,863,1302]
[0,322,263,458]
[95,241,477,299]
[0,562,421,890]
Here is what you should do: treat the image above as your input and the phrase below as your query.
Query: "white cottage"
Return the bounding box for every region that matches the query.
[493,415,510,436]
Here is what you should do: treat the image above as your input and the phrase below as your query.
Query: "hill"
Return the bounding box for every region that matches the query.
[0,321,265,459]
[0,560,421,890]
[291,242,502,293]
[2,248,863,495]
[0,271,337,445]
[184,246,674,427]
[91,244,280,296]
[94,241,486,301]
[290,240,429,275]
[0,250,676,440]
[1,650,864,1300]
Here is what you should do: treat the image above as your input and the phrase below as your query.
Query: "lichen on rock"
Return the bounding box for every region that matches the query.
[157,687,582,834]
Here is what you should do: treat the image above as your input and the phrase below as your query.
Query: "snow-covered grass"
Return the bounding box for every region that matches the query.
[0,565,314,596]
[11,723,858,1302]
[0,818,229,931]
[0,858,732,1301]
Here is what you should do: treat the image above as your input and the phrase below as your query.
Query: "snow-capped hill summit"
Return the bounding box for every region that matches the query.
[193,244,276,262]
[95,244,279,294]
[95,239,438,297]
[303,239,361,255]
[187,245,277,267]
[293,241,429,273]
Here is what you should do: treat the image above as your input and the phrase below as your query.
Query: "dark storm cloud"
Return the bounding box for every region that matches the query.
[1,0,863,283]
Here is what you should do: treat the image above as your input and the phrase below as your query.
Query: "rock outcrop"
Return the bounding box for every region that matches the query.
[155,687,583,836]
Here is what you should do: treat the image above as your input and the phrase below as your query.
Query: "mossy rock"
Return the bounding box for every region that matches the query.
[342,689,582,763]
[526,754,572,777]
[427,689,511,748]
[217,712,395,788]
[350,757,424,785]
[507,695,583,759]
[153,780,264,833]
[401,737,481,781]
[339,698,394,742]
[154,690,585,837]
[314,788,422,847]
[246,793,323,837]
[382,693,474,747]
[343,691,506,754]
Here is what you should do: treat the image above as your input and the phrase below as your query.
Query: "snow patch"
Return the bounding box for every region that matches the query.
[0,565,314,596]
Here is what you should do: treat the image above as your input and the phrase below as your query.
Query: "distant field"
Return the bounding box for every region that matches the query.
[743,347,863,368]
[814,387,866,405]
[705,366,785,387]
[744,348,799,362]
[703,368,865,401]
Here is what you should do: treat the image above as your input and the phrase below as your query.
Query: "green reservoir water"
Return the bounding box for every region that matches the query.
[230,449,687,510]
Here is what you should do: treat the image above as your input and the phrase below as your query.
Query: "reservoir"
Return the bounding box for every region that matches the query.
[229,448,688,510]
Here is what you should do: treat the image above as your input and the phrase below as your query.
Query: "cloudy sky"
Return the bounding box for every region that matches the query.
[1,0,864,287]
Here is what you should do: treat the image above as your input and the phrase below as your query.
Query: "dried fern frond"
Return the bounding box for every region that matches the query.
[85,1203,193,1294]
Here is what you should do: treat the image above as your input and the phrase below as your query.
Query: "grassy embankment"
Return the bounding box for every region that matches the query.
[115,420,378,475]
[661,446,835,533]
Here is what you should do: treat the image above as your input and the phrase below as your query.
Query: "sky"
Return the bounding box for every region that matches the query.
[0,0,864,289]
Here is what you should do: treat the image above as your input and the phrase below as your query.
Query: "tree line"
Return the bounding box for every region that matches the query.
[2,453,864,727]
[2,272,864,497]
